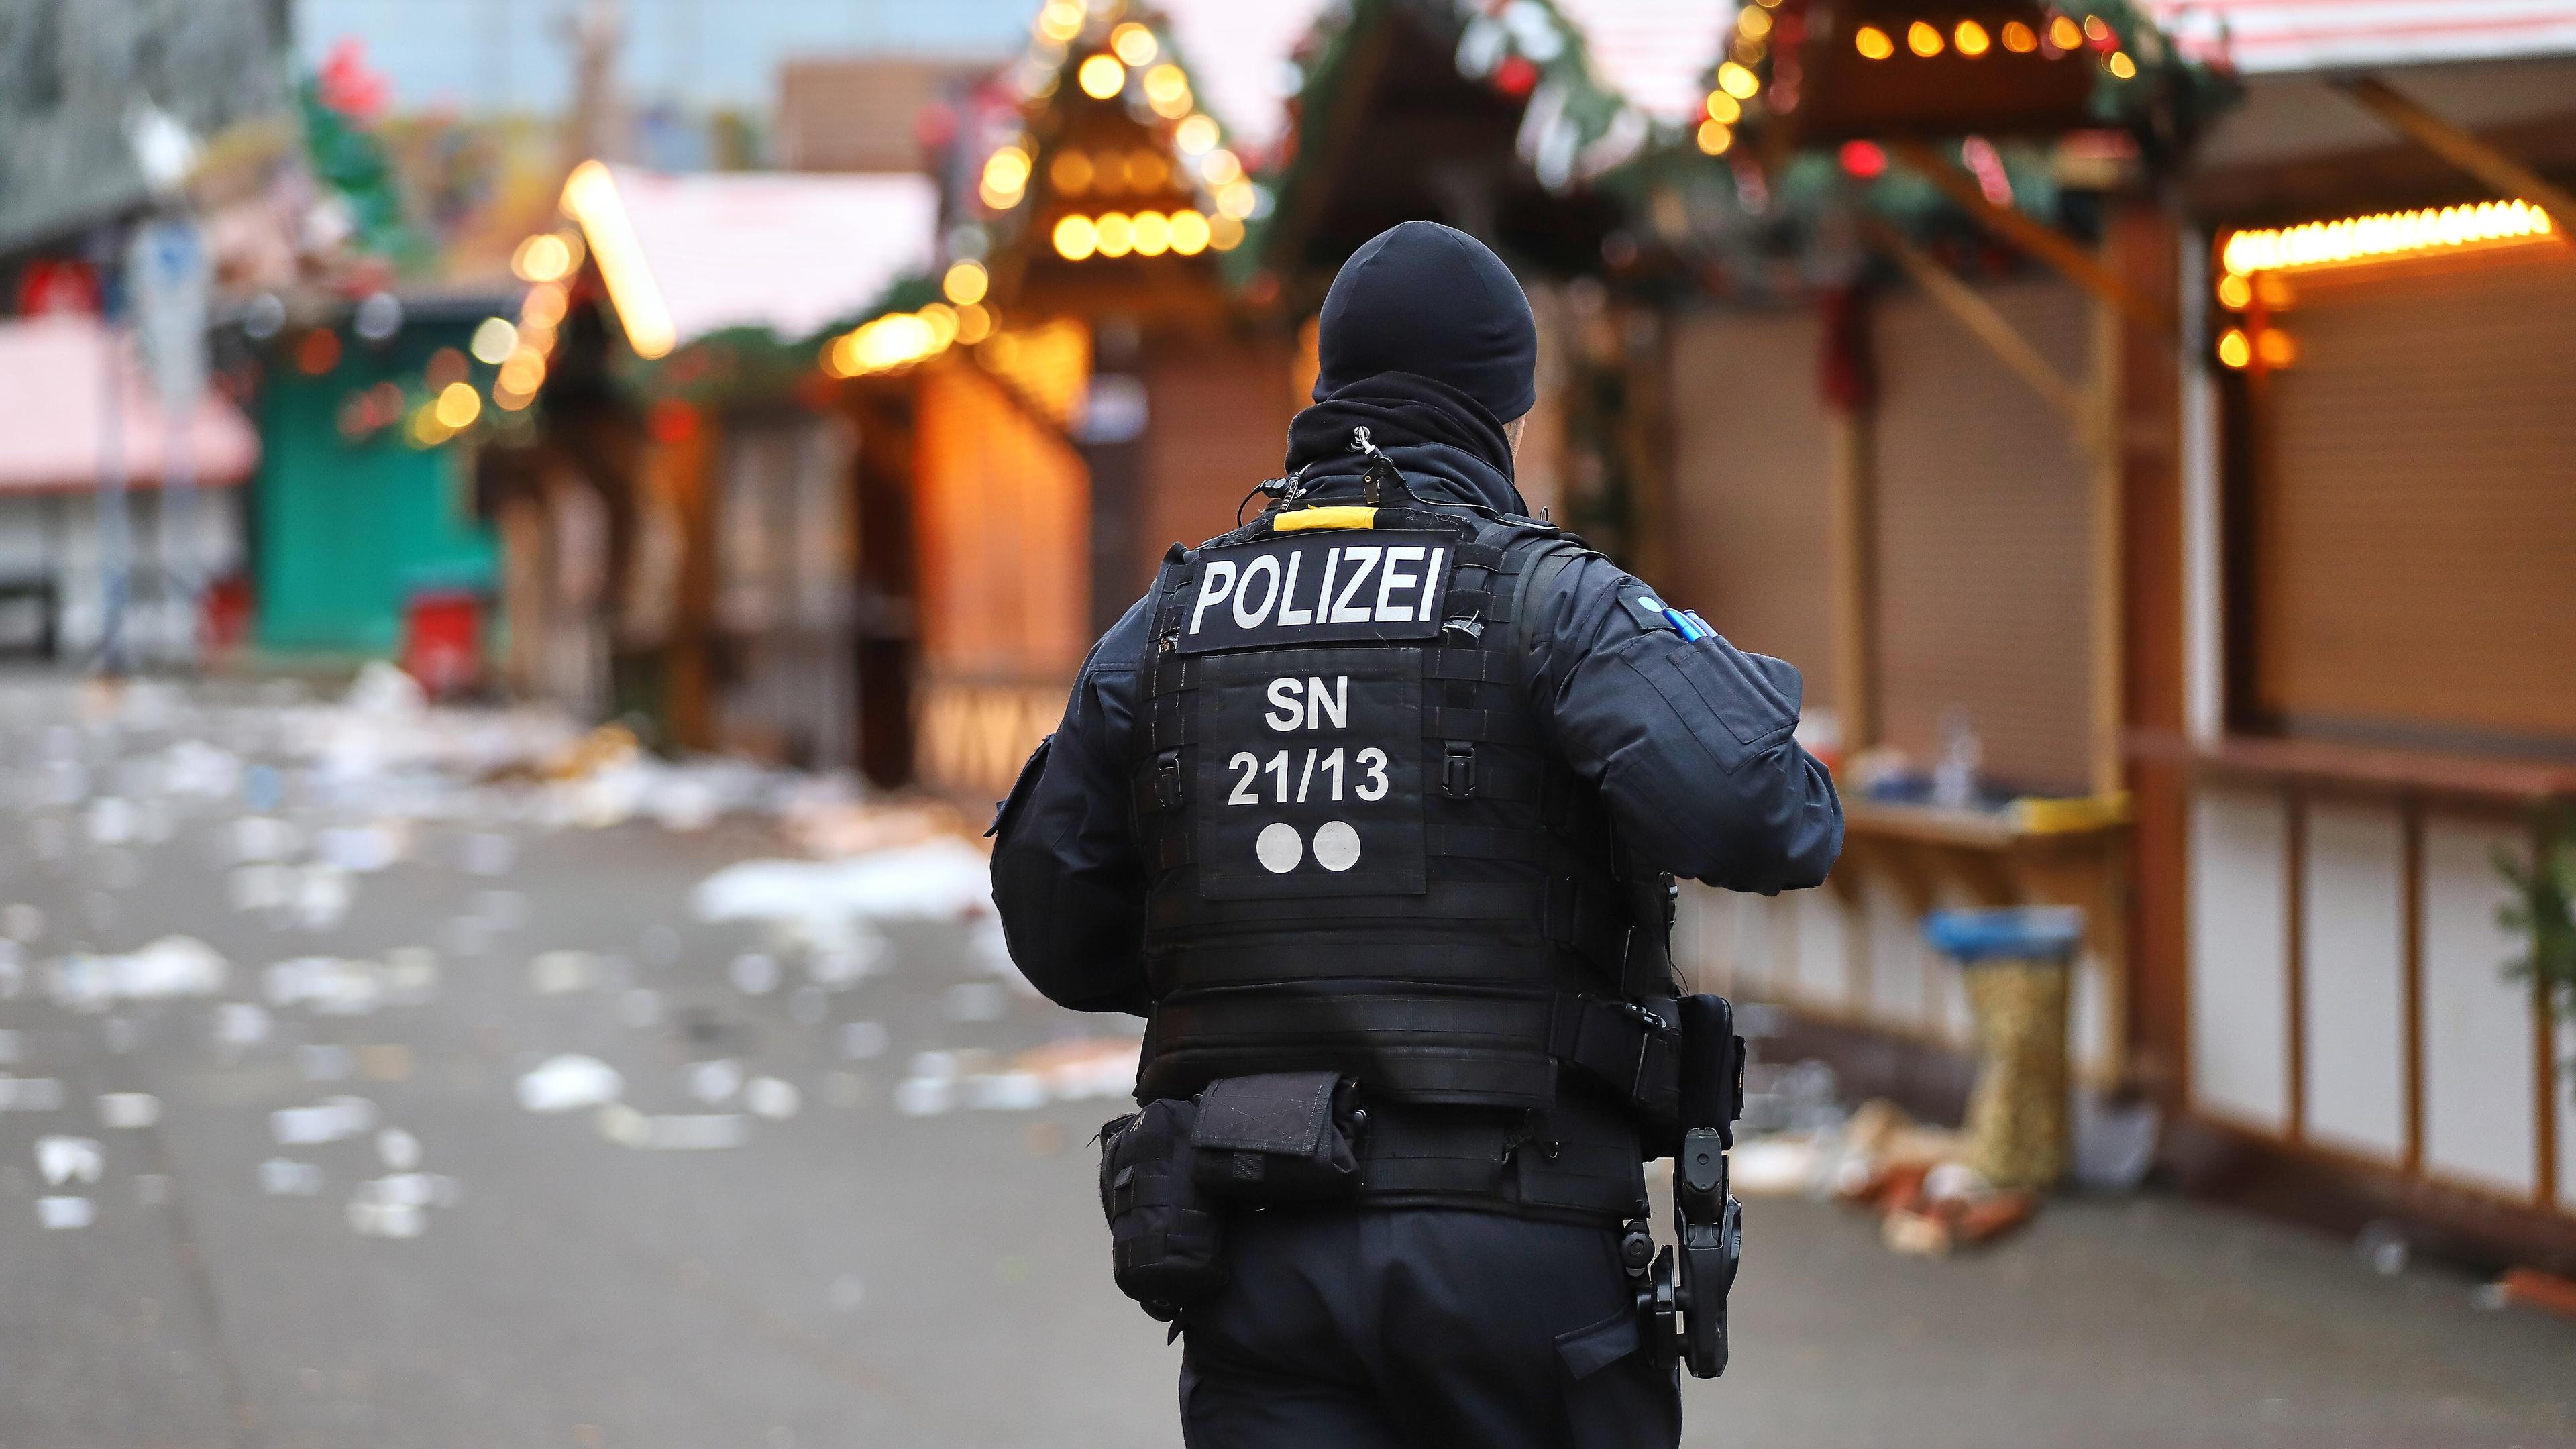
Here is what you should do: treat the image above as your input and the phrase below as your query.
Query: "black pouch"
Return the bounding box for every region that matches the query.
[1190,1071,1366,1203]
[1098,1098,1225,1320]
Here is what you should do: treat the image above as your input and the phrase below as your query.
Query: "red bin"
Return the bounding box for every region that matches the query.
[400,589,484,698]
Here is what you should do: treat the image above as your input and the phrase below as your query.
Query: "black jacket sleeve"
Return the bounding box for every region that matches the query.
[989,595,1156,1016]
[1523,551,1843,894]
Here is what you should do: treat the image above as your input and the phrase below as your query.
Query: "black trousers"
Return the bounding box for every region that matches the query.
[1177,1208,1681,1449]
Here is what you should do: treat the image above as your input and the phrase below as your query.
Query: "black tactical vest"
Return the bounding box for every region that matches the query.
[1126,500,1682,1150]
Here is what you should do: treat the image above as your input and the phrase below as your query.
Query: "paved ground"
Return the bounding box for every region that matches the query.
[3,677,2573,1449]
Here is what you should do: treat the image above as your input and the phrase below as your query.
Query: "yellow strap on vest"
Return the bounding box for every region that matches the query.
[1275,506,1378,532]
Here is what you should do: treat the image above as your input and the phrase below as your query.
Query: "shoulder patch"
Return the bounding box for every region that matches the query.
[1620,588,1680,634]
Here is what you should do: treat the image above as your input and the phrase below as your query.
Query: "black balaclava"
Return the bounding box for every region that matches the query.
[1311,221,1538,422]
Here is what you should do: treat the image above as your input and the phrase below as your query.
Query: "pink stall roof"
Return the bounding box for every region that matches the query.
[602,168,941,348]
[2145,1,2576,73]
[0,315,258,492]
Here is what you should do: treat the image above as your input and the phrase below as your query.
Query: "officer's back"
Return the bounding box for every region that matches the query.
[992,220,1842,1449]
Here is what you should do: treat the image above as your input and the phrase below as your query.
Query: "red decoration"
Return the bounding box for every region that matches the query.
[13,258,100,316]
[1493,55,1539,98]
[296,329,343,376]
[1838,140,1887,178]
[317,38,392,122]
[648,398,700,444]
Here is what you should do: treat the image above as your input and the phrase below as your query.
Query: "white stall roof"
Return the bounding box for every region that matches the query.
[574,167,941,352]
[2145,1,2576,73]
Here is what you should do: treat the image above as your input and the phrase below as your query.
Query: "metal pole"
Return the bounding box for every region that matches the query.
[95,236,133,676]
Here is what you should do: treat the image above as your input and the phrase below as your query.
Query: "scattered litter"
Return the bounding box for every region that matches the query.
[0,1077,67,1112]
[212,1002,270,1053]
[690,840,996,954]
[517,1055,624,1113]
[837,1022,890,1061]
[377,1127,422,1171]
[271,1096,377,1146]
[38,1135,103,1185]
[616,988,663,1029]
[2493,1267,2576,1320]
[1,903,42,942]
[46,938,228,1010]
[596,1106,749,1150]
[317,824,405,873]
[96,1092,160,1128]
[2356,1220,2410,1277]
[297,1044,355,1081]
[266,956,386,1016]
[744,1077,801,1120]
[686,1059,743,1104]
[37,1195,95,1229]
[530,951,598,995]
[728,953,781,996]
[260,1159,325,1195]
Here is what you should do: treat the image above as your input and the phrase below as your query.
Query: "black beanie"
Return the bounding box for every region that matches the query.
[1311,221,1538,422]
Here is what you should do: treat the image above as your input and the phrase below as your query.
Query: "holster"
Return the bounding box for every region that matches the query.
[1635,993,1746,1379]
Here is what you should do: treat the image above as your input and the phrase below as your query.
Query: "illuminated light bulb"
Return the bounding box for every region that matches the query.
[955,303,995,345]
[1209,213,1246,251]
[1695,119,1734,156]
[2106,50,2137,78]
[408,405,449,448]
[1954,20,1990,56]
[1175,114,1220,156]
[498,347,546,394]
[1131,210,1171,256]
[496,385,535,412]
[470,317,519,364]
[2084,14,2112,43]
[918,303,959,348]
[1051,150,1095,194]
[1737,5,1772,38]
[1095,211,1136,258]
[2216,328,2251,369]
[1216,180,1257,219]
[981,147,1031,209]
[2049,15,2084,49]
[1717,61,1760,99]
[1199,148,1243,186]
[1169,209,1211,255]
[1078,54,1126,99]
[2215,273,2252,310]
[1907,21,1943,56]
[828,333,863,376]
[521,281,568,328]
[433,381,482,430]
[2256,329,2296,368]
[1053,214,1099,260]
[1144,64,1191,117]
[1036,1,1083,42]
[1110,22,1157,66]
[1853,25,1895,60]
[2001,20,2038,52]
[513,233,573,284]
[1128,150,1169,190]
[1705,91,1741,123]
[943,260,990,306]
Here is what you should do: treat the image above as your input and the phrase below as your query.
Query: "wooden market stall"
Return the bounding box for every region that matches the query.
[2120,12,2576,1256]
[1653,0,2224,1087]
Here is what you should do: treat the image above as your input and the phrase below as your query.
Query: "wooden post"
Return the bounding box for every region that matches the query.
[2088,268,2125,800]
[1829,407,1878,753]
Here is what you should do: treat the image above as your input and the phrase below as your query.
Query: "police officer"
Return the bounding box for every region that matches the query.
[992,221,1842,1448]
